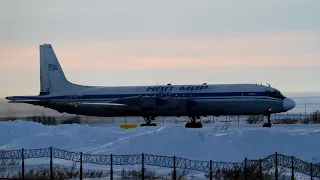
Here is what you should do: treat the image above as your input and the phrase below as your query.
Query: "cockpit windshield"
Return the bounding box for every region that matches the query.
[265,90,286,99]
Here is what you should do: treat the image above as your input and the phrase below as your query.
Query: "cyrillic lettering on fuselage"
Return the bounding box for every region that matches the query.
[146,86,174,92]
[146,85,209,92]
[179,86,209,91]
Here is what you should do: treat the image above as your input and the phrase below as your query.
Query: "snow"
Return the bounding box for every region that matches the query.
[1,120,319,163]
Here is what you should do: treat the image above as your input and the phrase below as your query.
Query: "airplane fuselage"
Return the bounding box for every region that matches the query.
[8,83,295,117]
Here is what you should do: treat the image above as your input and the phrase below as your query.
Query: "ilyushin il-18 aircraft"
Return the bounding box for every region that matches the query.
[6,44,296,128]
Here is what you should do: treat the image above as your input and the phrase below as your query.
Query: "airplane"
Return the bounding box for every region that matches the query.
[6,44,296,128]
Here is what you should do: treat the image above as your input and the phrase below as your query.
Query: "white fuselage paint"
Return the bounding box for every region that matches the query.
[30,83,289,117]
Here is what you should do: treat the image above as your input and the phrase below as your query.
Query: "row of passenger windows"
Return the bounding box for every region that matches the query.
[150,94,190,97]
[141,93,250,97]
[138,92,284,98]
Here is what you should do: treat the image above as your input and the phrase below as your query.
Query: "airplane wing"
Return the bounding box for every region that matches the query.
[8,100,40,103]
[109,96,167,108]
[58,95,167,109]
[8,99,139,111]
[7,95,168,110]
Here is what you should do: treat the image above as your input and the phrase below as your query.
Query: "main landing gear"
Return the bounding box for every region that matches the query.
[185,116,203,128]
[263,114,272,127]
[140,116,157,126]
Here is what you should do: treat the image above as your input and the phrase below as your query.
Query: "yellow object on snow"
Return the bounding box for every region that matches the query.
[120,124,138,129]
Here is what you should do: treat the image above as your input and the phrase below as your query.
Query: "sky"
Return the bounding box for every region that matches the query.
[0,0,319,97]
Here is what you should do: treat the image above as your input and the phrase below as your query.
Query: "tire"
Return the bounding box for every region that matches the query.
[263,123,272,127]
[185,122,203,128]
[185,123,191,128]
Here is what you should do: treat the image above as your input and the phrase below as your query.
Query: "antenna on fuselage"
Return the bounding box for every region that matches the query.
[266,83,270,87]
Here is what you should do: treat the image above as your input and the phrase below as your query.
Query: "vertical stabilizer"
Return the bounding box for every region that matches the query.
[39,44,86,95]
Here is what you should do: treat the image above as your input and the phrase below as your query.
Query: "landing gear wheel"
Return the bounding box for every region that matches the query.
[140,116,157,126]
[263,113,272,128]
[185,122,203,128]
[263,123,272,127]
[185,116,203,128]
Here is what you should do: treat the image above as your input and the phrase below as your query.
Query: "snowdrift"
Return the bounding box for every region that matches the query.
[1,120,319,162]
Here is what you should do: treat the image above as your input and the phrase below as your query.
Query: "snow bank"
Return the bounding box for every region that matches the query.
[1,120,319,162]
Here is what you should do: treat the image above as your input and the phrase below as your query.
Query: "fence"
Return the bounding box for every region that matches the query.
[0,147,319,180]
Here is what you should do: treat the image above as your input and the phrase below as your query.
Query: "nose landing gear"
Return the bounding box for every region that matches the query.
[263,114,272,127]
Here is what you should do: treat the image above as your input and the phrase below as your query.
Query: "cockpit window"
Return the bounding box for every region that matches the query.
[265,90,285,99]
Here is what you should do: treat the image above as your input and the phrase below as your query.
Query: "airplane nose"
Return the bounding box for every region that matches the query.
[283,98,296,111]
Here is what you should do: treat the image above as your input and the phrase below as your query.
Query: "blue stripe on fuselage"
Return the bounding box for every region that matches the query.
[11,92,285,101]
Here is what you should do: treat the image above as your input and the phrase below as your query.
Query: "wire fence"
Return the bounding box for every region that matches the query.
[0,147,319,180]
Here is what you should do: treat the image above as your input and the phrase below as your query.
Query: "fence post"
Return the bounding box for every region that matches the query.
[173,156,177,180]
[142,153,144,180]
[275,152,278,180]
[209,160,213,180]
[50,147,53,180]
[291,156,294,180]
[80,152,83,180]
[259,158,262,180]
[110,154,113,180]
[310,163,313,180]
[244,157,247,180]
[21,148,25,180]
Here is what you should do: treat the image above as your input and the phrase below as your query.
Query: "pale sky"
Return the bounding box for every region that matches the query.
[0,0,319,97]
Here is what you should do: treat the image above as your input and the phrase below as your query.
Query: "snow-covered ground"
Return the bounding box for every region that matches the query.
[1,120,319,163]
[1,120,319,179]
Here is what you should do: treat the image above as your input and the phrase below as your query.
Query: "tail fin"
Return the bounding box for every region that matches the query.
[39,44,87,95]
